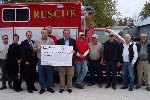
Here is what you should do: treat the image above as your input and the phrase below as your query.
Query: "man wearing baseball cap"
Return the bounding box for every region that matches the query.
[103,33,122,90]
[74,32,89,89]
[88,34,104,88]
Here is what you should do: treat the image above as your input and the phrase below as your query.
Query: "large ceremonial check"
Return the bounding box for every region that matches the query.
[41,45,73,66]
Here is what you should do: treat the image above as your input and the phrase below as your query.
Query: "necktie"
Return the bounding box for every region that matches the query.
[29,40,33,48]
[29,40,35,56]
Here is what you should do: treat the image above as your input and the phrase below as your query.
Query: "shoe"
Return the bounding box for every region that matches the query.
[146,87,150,91]
[129,87,133,91]
[67,89,72,93]
[59,89,64,93]
[98,84,102,88]
[112,86,116,90]
[14,89,20,92]
[28,90,33,93]
[135,86,141,89]
[9,85,13,89]
[105,85,111,89]
[39,88,45,94]
[51,84,55,87]
[32,88,38,91]
[78,84,84,89]
[19,88,23,91]
[87,83,95,86]
[47,88,55,93]
[121,86,128,89]
[0,86,7,90]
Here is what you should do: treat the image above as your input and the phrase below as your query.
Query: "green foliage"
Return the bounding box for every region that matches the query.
[81,0,116,28]
[140,1,150,18]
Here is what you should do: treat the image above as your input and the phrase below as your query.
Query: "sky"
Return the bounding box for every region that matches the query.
[117,0,150,18]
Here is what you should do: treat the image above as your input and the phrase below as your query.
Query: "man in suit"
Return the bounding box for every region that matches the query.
[58,28,77,93]
[20,31,38,93]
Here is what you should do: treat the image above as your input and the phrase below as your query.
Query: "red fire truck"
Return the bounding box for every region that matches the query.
[0,2,124,77]
[0,2,81,44]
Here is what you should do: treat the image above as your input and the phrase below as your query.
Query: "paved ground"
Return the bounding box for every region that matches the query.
[0,82,150,100]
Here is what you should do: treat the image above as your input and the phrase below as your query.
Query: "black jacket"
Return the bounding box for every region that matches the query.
[7,43,21,78]
[103,40,122,63]
[20,39,37,65]
[58,37,78,54]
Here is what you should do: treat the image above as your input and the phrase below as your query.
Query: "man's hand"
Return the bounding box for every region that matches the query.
[25,62,29,65]
[34,46,41,52]
[80,55,84,59]
[71,50,75,54]
[117,62,121,68]
[100,59,103,64]
[130,64,134,68]
[17,59,21,64]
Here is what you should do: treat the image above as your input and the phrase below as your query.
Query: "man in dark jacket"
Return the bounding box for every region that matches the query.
[7,34,22,92]
[20,31,38,93]
[58,28,77,93]
[103,33,122,90]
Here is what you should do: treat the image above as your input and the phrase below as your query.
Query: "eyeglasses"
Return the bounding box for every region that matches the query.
[3,38,8,40]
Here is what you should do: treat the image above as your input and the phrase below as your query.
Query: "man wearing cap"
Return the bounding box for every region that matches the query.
[88,34,104,88]
[46,26,57,44]
[103,33,122,90]
[74,32,89,89]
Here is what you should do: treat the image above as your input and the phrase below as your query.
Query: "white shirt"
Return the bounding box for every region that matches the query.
[122,43,138,64]
[0,43,9,60]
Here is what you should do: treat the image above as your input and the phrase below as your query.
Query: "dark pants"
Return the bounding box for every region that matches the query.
[0,60,12,87]
[89,60,102,84]
[24,63,36,90]
[106,60,117,86]
[13,78,22,90]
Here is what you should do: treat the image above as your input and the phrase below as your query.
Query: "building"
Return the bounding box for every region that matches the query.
[123,16,150,40]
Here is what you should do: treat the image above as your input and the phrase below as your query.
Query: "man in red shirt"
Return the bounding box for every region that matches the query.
[74,32,89,89]
[46,26,57,44]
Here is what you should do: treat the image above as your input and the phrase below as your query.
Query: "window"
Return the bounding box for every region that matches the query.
[3,9,15,21]
[16,9,29,21]
[2,8,29,22]
[92,30,110,44]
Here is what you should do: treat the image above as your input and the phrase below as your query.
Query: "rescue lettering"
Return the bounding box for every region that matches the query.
[34,10,76,19]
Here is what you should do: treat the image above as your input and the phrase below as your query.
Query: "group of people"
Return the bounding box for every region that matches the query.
[0,26,150,95]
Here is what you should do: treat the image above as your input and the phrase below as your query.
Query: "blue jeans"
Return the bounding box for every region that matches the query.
[122,62,134,88]
[74,61,88,85]
[89,60,102,84]
[38,60,53,89]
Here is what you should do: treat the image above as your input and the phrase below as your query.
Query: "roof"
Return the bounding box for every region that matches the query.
[138,16,150,27]
[111,26,128,30]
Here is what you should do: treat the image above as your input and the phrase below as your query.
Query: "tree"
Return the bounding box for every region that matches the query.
[81,0,116,28]
[140,1,150,19]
